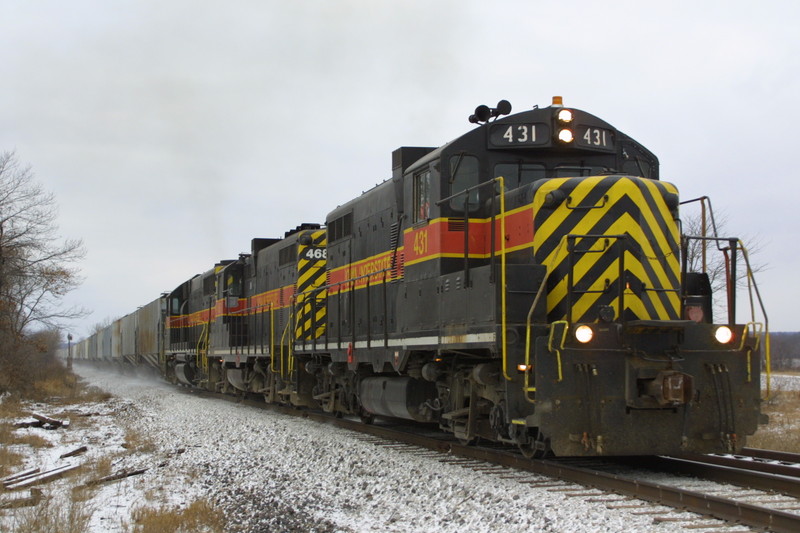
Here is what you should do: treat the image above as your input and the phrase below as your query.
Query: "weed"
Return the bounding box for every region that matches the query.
[6,492,93,533]
[0,394,23,419]
[77,384,113,403]
[0,440,24,477]
[749,383,800,452]
[122,428,156,454]
[10,432,53,449]
[0,397,24,476]
[0,417,53,477]
[127,499,225,533]
[92,454,115,480]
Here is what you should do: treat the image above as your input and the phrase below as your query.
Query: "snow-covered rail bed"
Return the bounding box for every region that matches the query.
[61,366,759,532]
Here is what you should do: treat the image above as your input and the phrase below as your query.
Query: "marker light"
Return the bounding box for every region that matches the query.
[517,364,530,372]
[558,129,574,143]
[575,325,594,344]
[557,109,574,123]
[715,326,734,344]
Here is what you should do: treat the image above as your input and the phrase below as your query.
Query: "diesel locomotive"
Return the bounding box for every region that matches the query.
[76,97,768,457]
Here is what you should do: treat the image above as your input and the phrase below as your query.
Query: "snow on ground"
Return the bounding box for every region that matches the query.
[765,372,800,392]
[4,366,718,532]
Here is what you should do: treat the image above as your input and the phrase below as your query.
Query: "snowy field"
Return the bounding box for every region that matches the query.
[2,366,754,532]
[765,372,800,392]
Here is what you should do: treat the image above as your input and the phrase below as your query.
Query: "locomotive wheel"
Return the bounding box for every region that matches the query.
[519,439,553,459]
[515,427,551,459]
[359,409,374,425]
[518,441,538,459]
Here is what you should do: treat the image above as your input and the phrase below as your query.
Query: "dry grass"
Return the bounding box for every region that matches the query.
[6,493,93,533]
[122,428,157,454]
[31,376,79,402]
[0,394,24,419]
[748,385,800,452]
[91,454,115,480]
[127,499,225,533]
[77,384,113,403]
[0,399,51,477]
[0,396,27,477]
[0,427,24,476]
[31,374,114,406]
[69,453,120,504]
[10,432,53,449]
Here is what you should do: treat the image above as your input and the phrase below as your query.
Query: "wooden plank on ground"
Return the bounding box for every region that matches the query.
[1,467,40,485]
[5,464,80,490]
[84,468,148,487]
[59,446,88,459]
[30,412,70,429]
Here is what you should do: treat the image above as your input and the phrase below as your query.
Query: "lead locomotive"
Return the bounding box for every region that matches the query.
[79,98,767,457]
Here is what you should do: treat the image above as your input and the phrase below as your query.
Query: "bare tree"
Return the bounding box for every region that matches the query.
[0,151,86,338]
[680,202,768,323]
[90,316,119,335]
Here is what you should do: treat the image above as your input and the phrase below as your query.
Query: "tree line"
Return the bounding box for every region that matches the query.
[0,151,85,395]
[768,332,800,371]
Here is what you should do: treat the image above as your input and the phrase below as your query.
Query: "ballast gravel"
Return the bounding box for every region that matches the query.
[31,366,754,532]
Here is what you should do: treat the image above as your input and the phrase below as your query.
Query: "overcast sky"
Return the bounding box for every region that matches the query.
[2,0,798,335]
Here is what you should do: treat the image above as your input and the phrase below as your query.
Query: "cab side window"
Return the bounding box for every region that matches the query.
[413,169,431,223]
[449,154,479,212]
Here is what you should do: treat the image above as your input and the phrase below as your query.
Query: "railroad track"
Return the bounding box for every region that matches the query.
[189,386,800,532]
[675,447,800,482]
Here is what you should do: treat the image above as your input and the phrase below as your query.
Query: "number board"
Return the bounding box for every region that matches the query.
[574,126,615,151]
[301,247,327,261]
[489,123,549,148]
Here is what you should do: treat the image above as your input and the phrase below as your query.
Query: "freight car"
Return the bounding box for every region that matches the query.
[76,97,769,457]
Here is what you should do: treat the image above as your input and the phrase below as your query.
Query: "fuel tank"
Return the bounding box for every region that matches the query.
[359,377,438,422]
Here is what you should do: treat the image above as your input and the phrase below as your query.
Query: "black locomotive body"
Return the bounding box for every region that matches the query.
[79,98,766,457]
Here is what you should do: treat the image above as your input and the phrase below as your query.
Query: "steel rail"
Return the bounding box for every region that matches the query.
[641,455,800,499]
[674,452,800,482]
[743,447,800,464]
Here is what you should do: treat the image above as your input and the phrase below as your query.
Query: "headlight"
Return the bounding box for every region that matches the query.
[558,129,574,143]
[557,109,574,123]
[575,325,593,343]
[714,326,733,344]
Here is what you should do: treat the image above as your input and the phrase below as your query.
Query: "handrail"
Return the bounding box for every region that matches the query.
[681,232,771,399]
[436,176,509,379]
[498,176,508,381]
[523,234,569,402]
[523,274,550,401]
[279,310,293,378]
[195,301,213,376]
[547,321,568,382]
[739,240,771,398]
[681,197,770,384]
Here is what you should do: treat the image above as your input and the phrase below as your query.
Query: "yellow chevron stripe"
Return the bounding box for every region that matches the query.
[535,176,681,322]
[296,229,327,340]
[605,211,678,293]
